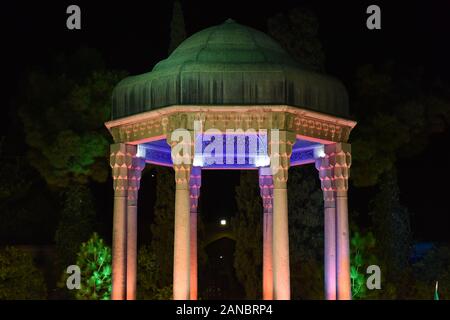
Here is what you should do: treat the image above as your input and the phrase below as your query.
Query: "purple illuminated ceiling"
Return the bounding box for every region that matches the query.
[139,135,321,169]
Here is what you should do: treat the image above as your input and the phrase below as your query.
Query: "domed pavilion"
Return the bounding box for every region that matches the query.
[105,19,356,300]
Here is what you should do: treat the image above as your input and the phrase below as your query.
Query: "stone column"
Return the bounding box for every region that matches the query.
[315,155,337,300]
[126,156,145,300]
[168,133,193,300]
[110,143,135,300]
[326,143,352,300]
[269,130,295,300]
[189,167,202,300]
[259,167,273,300]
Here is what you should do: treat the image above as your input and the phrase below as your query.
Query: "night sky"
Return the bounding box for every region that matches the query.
[1,1,450,243]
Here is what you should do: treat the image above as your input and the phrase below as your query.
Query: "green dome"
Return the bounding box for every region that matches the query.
[112,19,349,119]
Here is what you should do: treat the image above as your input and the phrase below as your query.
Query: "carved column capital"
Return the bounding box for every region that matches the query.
[325,143,351,197]
[269,130,296,189]
[110,143,145,201]
[316,143,352,202]
[127,157,146,204]
[110,143,137,197]
[168,131,195,189]
[315,156,335,208]
[189,167,202,212]
[259,167,274,213]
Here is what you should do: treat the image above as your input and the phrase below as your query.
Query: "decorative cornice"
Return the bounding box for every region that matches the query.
[105,105,356,145]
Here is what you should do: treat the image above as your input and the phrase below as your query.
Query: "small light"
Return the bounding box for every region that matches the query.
[219,255,223,259]
[314,145,326,159]
[220,219,227,226]
[137,144,146,158]
[193,154,204,167]
[254,154,270,167]
[151,174,155,178]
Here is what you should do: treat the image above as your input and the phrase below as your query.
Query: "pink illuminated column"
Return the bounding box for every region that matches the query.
[259,167,274,300]
[126,156,145,300]
[326,143,352,300]
[315,155,337,300]
[172,163,192,300]
[169,134,194,300]
[270,130,295,300]
[110,143,135,300]
[189,167,202,300]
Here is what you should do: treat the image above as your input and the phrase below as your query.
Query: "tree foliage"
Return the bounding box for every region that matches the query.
[150,166,175,288]
[350,227,376,299]
[74,233,112,300]
[370,170,411,278]
[0,171,58,244]
[137,245,159,299]
[351,64,450,186]
[413,245,450,300]
[233,171,262,299]
[288,165,324,299]
[0,158,32,201]
[18,48,126,187]
[168,0,186,54]
[268,7,325,71]
[0,156,59,243]
[0,246,47,299]
[55,184,96,268]
[137,245,172,300]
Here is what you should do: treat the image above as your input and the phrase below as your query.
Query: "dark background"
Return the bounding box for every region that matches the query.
[1,0,449,243]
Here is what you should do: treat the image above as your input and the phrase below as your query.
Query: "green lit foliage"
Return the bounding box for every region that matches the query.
[233,170,262,299]
[349,226,400,299]
[0,246,47,299]
[268,7,325,71]
[288,165,324,299]
[75,233,112,300]
[18,48,126,187]
[55,184,96,268]
[150,166,175,288]
[350,228,376,299]
[168,0,186,54]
